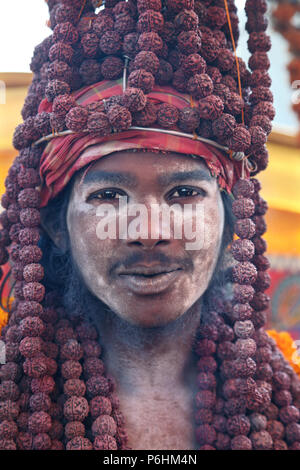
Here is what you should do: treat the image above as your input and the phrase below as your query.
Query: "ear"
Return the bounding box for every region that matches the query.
[40,206,68,254]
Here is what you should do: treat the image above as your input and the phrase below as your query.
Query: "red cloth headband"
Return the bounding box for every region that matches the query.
[38,79,247,207]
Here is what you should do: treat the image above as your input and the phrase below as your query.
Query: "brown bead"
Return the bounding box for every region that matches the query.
[29,393,51,412]
[0,420,18,440]
[286,423,300,444]
[273,390,292,407]
[65,421,85,440]
[19,336,43,358]
[0,363,21,382]
[212,415,227,433]
[273,440,288,450]
[157,103,179,128]
[61,361,82,380]
[83,357,105,378]
[196,372,217,391]
[23,264,44,283]
[231,239,255,262]
[86,375,110,397]
[235,338,256,358]
[232,262,257,285]
[227,414,250,436]
[92,414,117,437]
[196,356,217,375]
[250,430,273,450]
[249,413,267,431]
[55,327,76,345]
[232,303,253,321]
[0,381,20,401]
[195,408,213,425]
[31,376,55,395]
[23,356,48,379]
[232,198,255,219]
[19,245,42,264]
[64,396,89,422]
[27,411,51,435]
[123,87,147,112]
[250,292,270,311]
[279,406,300,425]
[215,433,231,450]
[93,434,118,450]
[0,400,20,422]
[107,105,132,131]
[195,390,216,409]
[66,436,93,450]
[233,179,255,199]
[194,339,216,356]
[49,420,63,440]
[266,420,284,440]
[128,68,155,94]
[81,340,101,358]
[90,396,113,418]
[61,339,84,361]
[231,435,252,450]
[64,379,86,397]
[196,424,216,446]
[0,438,17,450]
[273,371,291,390]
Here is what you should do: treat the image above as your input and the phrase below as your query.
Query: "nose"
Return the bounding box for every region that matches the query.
[123,202,173,250]
[127,237,170,250]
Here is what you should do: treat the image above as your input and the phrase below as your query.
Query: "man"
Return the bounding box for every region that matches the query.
[1,0,300,451]
[40,149,230,450]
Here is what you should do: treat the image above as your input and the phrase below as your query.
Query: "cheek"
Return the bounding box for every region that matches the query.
[67,202,117,292]
[181,203,224,301]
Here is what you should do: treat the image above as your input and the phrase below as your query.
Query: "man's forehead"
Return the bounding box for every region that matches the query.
[77,149,214,187]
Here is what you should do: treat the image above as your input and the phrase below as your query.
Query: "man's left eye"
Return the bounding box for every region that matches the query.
[169,187,206,198]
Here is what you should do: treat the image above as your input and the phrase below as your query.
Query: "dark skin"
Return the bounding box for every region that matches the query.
[48,149,225,449]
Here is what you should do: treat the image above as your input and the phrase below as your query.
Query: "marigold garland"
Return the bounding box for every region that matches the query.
[267,329,300,378]
[0,299,10,335]
[0,310,8,336]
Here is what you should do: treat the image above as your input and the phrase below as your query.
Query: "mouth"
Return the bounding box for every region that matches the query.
[117,266,183,295]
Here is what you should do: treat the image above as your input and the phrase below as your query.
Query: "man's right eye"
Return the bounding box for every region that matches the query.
[87,189,126,201]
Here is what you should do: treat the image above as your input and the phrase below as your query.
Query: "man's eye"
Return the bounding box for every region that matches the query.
[168,187,206,199]
[88,189,125,200]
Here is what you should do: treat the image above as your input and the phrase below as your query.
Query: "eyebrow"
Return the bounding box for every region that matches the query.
[81,168,213,189]
[82,170,138,188]
[157,169,213,186]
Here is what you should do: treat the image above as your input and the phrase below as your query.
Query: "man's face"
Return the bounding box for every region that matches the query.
[66,150,225,327]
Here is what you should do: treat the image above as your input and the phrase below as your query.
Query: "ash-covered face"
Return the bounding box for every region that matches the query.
[66,150,225,327]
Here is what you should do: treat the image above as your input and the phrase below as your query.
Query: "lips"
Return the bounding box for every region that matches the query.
[116,264,183,295]
[118,264,181,276]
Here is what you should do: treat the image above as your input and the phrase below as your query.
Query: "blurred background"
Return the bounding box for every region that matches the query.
[0,0,300,336]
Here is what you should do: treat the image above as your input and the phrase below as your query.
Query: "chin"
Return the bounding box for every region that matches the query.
[107,295,191,328]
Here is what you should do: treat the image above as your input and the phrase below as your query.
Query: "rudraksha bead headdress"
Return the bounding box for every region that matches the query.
[1,0,300,452]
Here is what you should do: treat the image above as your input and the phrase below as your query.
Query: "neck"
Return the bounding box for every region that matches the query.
[91,300,202,396]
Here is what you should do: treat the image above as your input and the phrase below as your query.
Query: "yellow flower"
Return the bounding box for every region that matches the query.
[267,329,300,377]
[0,297,13,335]
[0,309,8,335]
